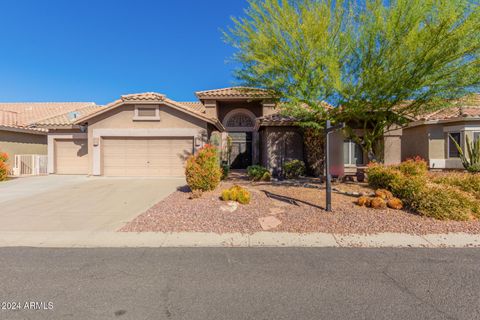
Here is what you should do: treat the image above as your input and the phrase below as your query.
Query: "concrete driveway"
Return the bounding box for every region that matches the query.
[0,175,185,232]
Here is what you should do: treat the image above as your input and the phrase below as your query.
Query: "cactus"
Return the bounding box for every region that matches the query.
[449,134,480,172]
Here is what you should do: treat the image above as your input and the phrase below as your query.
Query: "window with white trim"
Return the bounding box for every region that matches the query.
[343,140,364,165]
[448,132,461,158]
[133,105,160,121]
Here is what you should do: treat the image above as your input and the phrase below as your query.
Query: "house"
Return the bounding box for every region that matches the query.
[0,102,96,168]
[4,88,480,177]
[33,88,315,176]
[400,94,480,169]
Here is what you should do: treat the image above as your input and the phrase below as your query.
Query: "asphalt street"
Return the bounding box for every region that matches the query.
[0,248,479,320]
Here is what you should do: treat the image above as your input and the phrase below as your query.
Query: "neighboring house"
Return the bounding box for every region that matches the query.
[4,88,479,177]
[400,94,480,169]
[0,102,96,168]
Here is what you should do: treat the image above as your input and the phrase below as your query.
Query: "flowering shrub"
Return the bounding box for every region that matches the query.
[432,173,480,199]
[0,152,9,181]
[185,144,222,191]
[283,159,306,179]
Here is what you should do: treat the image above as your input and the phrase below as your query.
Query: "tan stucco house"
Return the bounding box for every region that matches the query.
[0,102,95,168]
[3,88,479,177]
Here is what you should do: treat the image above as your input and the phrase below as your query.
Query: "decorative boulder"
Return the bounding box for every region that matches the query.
[375,189,394,200]
[370,197,387,209]
[387,197,403,210]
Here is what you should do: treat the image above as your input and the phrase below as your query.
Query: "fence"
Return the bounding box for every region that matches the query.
[13,154,48,176]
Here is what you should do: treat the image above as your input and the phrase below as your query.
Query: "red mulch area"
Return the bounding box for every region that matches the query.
[120,179,480,235]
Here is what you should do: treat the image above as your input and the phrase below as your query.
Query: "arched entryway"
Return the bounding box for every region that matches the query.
[223,109,256,169]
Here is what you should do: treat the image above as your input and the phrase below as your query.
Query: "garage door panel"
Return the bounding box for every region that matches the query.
[102,137,192,177]
[55,139,89,175]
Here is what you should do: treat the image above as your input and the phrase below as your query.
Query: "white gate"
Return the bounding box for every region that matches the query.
[13,155,48,176]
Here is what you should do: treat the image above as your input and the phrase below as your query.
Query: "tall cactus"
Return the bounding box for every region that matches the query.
[449,134,480,172]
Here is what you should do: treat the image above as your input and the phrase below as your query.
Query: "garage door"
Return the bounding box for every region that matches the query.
[55,139,89,174]
[102,137,193,177]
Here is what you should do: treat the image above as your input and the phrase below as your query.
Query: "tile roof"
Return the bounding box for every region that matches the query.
[0,102,96,132]
[34,105,105,126]
[195,87,271,99]
[121,92,166,102]
[416,94,480,121]
[178,101,206,113]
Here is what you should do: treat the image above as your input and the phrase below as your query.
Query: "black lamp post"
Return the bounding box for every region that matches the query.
[324,120,345,212]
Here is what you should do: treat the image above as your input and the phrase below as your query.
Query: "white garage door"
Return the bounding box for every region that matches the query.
[55,139,89,174]
[102,137,193,177]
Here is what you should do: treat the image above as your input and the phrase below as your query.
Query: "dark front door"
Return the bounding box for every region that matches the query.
[229,132,252,169]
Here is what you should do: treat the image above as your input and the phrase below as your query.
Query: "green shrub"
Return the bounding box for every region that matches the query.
[0,152,8,181]
[467,164,480,173]
[185,144,222,191]
[221,163,230,180]
[398,157,428,176]
[221,185,251,204]
[433,173,480,199]
[283,159,306,179]
[247,165,270,181]
[0,152,8,163]
[366,163,402,190]
[416,183,480,221]
[390,175,426,207]
[261,171,271,181]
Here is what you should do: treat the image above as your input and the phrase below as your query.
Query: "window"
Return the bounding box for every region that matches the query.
[133,106,160,121]
[226,113,254,128]
[448,132,461,158]
[343,140,364,165]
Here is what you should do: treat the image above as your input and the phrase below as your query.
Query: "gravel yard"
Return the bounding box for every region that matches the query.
[120,179,480,235]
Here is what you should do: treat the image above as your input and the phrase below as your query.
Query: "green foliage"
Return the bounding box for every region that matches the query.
[416,184,480,221]
[221,163,230,180]
[221,185,251,204]
[226,0,480,159]
[432,173,480,199]
[0,151,8,181]
[398,157,428,176]
[365,163,402,190]
[303,128,324,176]
[185,144,222,192]
[247,165,270,181]
[367,159,480,220]
[283,160,306,179]
[449,134,480,171]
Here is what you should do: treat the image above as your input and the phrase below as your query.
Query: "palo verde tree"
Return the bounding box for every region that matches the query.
[225,0,480,161]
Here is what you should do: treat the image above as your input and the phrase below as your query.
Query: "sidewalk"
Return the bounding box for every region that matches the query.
[0,231,479,248]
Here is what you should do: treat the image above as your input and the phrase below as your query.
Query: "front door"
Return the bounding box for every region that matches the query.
[229,132,252,169]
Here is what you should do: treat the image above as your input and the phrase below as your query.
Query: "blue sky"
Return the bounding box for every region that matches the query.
[0,0,248,104]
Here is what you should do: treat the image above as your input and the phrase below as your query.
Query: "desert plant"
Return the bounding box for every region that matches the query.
[261,171,271,181]
[356,196,371,207]
[416,183,480,221]
[432,173,480,199]
[398,157,428,176]
[366,163,402,190]
[0,152,8,163]
[247,165,270,181]
[221,185,251,204]
[189,189,203,199]
[0,152,8,181]
[449,134,480,172]
[185,144,222,191]
[283,159,306,179]
[221,163,230,180]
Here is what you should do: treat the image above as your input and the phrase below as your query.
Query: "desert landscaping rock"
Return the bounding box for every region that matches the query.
[269,207,285,215]
[258,216,282,230]
[120,179,480,235]
[220,201,239,213]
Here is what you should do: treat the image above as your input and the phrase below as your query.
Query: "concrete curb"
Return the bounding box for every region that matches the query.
[0,231,480,248]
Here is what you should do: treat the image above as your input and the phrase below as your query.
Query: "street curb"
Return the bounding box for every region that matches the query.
[0,232,480,248]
